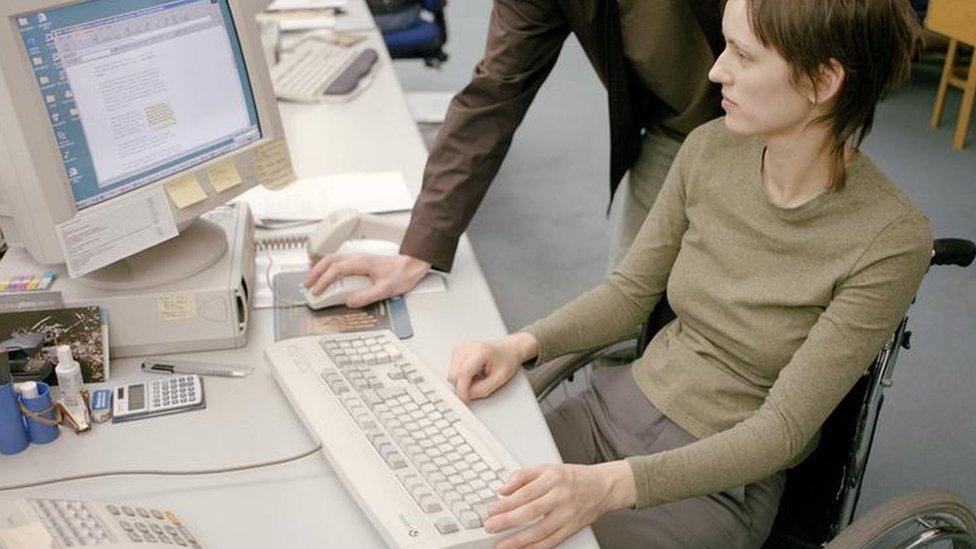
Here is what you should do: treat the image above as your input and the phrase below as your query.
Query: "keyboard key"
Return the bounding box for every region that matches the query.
[434,517,459,535]
[459,510,482,529]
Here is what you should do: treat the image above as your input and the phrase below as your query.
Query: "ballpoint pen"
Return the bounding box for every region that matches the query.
[142,359,253,378]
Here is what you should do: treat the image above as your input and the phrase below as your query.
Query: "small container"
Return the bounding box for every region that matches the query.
[55,344,84,409]
[18,381,59,444]
[0,380,29,455]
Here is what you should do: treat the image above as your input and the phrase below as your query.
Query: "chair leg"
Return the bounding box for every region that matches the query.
[932,39,959,129]
[953,53,976,150]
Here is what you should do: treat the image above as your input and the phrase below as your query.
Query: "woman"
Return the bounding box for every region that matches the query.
[447,0,932,547]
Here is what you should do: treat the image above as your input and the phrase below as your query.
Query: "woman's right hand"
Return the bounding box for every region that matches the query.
[447,333,540,403]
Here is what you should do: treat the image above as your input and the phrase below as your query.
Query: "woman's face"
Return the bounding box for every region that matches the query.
[708,0,817,138]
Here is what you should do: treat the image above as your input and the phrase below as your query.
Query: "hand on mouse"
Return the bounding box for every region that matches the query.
[304,253,431,308]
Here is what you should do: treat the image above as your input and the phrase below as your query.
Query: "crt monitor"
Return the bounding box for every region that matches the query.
[0,0,293,287]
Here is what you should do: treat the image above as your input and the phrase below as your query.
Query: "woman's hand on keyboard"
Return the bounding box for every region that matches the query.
[448,333,539,403]
[304,253,430,308]
[484,461,637,549]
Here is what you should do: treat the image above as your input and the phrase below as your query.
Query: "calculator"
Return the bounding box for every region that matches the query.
[112,375,205,423]
[0,497,204,547]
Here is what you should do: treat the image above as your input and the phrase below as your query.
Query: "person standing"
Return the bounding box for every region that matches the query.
[305,0,724,305]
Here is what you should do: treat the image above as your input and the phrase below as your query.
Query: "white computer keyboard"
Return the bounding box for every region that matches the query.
[271,40,376,102]
[266,331,521,549]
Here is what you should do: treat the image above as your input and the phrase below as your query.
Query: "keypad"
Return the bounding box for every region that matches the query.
[29,499,201,547]
[149,375,200,410]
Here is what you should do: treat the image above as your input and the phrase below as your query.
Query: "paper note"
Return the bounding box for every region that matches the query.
[56,187,179,278]
[268,0,347,10]
[0,522,54,548]
[405,91,456,123]
[208,159,243,192]
[237,172,414,221]
[165,174,208,208]
[157,292,197,321]
[253,138,297,190]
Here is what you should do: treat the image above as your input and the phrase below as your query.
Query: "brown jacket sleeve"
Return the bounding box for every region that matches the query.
[399,0,571,271]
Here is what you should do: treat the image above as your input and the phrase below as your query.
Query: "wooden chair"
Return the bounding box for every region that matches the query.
[926,0,976,150]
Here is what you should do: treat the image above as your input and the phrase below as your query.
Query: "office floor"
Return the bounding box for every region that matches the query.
[393,4,976,520]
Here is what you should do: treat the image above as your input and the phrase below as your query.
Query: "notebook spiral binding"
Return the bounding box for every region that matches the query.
[254,234,309,252]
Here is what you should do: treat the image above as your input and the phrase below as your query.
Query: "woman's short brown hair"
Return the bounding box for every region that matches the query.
[743,0,919,188]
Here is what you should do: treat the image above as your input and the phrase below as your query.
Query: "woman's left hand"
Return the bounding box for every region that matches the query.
[485,461,636,549]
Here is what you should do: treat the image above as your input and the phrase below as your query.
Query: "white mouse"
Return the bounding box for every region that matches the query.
[305,275,373,310]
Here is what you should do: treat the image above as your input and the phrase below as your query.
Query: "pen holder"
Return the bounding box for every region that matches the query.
[20,381,59,445]
[0,381,29,455]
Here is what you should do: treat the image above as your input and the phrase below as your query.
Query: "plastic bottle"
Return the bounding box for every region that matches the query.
[55,344,84,408]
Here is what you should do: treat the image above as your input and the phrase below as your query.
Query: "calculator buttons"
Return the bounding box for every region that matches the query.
[151,509,165,519]
[122,506,135,516]
[29,499,118,546]
[107,505,120,515]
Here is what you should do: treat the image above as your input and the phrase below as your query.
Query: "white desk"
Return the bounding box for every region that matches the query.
[1,11,598,549]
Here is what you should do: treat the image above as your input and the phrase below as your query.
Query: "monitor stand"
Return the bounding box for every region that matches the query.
[78,219,228,292]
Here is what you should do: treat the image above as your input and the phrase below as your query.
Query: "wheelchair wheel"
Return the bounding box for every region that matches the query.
[825,490,976,548]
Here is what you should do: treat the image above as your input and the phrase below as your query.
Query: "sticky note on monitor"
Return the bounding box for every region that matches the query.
[208,159,243,192]
[165,175,208,208]
[253,138,296,191]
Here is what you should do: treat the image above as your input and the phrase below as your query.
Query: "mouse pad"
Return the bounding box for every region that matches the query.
[272,271,413,341]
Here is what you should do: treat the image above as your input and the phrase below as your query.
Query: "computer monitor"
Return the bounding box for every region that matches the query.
[0,0,293,288]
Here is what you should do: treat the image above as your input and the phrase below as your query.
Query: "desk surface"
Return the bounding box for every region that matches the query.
[1,12,598,549]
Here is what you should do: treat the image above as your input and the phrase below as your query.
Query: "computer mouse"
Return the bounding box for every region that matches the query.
[305,275,372,310]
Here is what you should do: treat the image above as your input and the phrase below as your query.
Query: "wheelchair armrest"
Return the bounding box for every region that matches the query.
[527,337,637,400]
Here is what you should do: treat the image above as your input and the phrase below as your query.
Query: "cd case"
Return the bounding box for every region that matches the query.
[272,271,413,341]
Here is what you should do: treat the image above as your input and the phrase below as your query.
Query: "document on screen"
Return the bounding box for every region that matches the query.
[60,11,251,188]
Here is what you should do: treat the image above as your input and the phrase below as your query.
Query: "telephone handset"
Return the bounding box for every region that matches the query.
[0,497,203,548]
[306,208,407,261]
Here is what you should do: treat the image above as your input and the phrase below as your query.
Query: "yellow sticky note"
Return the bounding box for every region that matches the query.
[208,159,242,193]
[253,138,296,191]
[165,175,208,209]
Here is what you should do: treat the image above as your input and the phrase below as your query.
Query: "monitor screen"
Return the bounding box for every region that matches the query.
[16,0,261,210]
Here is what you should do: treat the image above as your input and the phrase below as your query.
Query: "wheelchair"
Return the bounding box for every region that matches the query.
[528,237,976,548]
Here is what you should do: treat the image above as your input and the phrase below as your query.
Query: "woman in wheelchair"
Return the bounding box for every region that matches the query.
[447,0,931,548]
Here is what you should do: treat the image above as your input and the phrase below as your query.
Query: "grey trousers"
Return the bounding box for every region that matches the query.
[609,130,683,269]
[544,365,785,549]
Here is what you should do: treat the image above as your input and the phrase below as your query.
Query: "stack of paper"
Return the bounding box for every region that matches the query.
[236,171,415,223]
[267,0,347,11]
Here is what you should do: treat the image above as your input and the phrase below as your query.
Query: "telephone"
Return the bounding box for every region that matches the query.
[0,497,203,548]
[304,209,407,309]
[306,208,406,261]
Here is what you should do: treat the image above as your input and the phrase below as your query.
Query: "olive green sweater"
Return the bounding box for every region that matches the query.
[523,119,932,509]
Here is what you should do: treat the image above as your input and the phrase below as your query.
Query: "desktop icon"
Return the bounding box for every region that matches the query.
[39,76,50,85]
[18,17,29,27]
[32,57,43,66]
[69,107,79,117]
[37,13,47,23]
[45,94,55,104]
[65,90,73,99]
[51,112,60,122]
[68,167,78,177]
